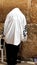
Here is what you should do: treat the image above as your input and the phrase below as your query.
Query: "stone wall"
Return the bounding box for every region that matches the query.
[0,0,37,58]
[20,24,37,58]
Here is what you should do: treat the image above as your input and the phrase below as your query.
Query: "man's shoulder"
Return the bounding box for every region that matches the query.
[7,11,13,18]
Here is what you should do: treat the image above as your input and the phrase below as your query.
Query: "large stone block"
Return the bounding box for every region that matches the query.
[30,0,37,23]
[0,0,37,23]
[0,23,3,34]
[0,23,37,58]
[0,0,28,23]
[19,24,37,58]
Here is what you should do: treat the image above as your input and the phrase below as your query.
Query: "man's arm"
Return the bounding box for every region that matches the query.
[21,16,27,42]
[23,16,27,41]
[4,14,10,36]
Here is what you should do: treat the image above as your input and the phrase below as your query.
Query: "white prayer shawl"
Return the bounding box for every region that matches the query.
[4,8,27,46]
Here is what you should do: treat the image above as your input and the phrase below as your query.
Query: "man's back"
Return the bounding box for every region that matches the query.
[4,8,27,45]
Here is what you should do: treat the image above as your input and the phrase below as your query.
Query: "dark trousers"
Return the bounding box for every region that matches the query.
[5,43,20,65]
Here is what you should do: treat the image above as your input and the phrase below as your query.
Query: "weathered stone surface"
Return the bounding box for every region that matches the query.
[19,24,37,58]
[0,0,37,23]
[0,0,36,24]
[0,0,28,23]
[0,23,3,34]
[30,0,37,23]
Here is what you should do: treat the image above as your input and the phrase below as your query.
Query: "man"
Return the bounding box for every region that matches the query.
[4,8,27,65]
